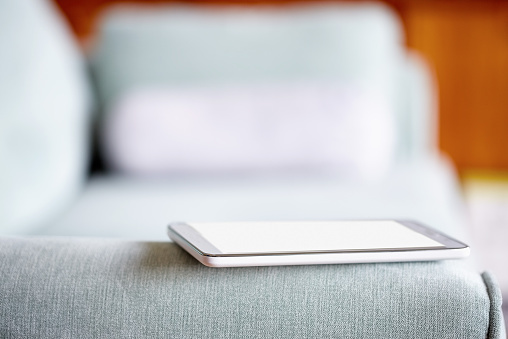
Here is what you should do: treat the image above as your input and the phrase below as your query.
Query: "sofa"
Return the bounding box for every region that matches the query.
[1,0,505,337]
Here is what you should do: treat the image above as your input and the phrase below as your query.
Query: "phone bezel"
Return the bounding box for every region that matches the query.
[167,220,469,258]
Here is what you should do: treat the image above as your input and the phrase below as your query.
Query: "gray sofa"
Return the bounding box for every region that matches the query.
[0,0,505,337]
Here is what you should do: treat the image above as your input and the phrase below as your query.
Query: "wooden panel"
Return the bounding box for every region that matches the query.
[52,0,508,173]
[403,1,508,173]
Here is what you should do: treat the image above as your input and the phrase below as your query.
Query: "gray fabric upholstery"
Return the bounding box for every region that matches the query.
[482,272,506,339]
[1,237,504,338]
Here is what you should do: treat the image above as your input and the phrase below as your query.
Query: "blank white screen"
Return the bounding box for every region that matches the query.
[189,221,444,254]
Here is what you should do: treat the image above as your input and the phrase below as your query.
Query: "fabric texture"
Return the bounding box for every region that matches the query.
[0,237,504,338]
[482,272,507,339]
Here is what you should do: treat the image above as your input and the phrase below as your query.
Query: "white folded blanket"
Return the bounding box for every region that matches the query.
[103,83,395,178]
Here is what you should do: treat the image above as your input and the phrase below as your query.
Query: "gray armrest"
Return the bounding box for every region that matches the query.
[0,237,504,338]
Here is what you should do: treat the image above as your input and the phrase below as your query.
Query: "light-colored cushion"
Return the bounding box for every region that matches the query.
[0,0,92,235]
[103,83,395,178]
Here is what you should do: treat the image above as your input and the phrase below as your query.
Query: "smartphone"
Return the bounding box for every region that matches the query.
[167,220,469,267]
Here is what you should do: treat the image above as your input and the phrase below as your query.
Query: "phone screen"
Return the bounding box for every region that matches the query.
[188,221,445,254]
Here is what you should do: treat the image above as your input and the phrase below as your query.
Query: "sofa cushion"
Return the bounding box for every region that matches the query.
[0,236,504,338]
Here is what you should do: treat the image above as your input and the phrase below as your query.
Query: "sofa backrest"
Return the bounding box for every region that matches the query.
[93,4,403,103]
[91,3,437,169]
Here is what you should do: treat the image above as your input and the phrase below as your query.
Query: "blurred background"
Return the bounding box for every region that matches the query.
[2,0,508,330]
[55,0,508,175]
[61,0,508,285]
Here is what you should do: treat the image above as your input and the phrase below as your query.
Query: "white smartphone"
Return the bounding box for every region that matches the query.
[167,220,469,267]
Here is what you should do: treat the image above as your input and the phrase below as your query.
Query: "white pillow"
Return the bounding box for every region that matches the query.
[103,83,395,178]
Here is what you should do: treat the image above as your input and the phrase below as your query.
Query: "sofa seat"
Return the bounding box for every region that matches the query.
[35,156,467,242]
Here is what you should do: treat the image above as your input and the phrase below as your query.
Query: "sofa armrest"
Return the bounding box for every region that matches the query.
[1,237,504,338]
